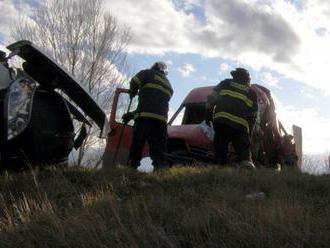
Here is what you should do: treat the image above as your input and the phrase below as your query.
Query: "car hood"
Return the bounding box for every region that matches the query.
[7,40,106,132]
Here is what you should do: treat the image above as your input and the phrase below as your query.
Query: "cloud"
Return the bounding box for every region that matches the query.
[103,0,330,96]
[220,63,230,72]
[300,86,315,99]
[0,0,20,39]
[203,0,300,63]
[3,0,330,96]
[178,63,196,77]
[4,0,330,95]
[260,72,281,89]
[0,0,33,43]
[274,95,330,155]
[165,60,173,66]
[107,0,299,61]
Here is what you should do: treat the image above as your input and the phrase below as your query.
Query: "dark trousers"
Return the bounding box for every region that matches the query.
[213,122,251,165]
[129,118,167,168]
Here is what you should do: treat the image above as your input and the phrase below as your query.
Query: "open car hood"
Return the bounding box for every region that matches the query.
[6,40,106,133]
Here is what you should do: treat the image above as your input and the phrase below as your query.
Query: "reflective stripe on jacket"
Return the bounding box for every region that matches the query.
[213,79,258,132]
[130,69,173,123]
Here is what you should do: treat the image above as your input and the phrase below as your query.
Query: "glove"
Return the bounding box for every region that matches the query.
[122,112,134,124]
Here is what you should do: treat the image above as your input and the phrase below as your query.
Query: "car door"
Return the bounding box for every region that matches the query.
[103,88,149,169]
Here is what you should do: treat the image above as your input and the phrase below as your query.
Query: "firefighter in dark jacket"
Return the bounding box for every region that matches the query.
[123,62,173,169]
[205,68,258,169]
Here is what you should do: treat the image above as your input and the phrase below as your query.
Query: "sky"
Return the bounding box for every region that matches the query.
[1,0,330,157]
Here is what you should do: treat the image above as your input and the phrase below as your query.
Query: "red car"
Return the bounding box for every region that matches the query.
[103,85,302,169]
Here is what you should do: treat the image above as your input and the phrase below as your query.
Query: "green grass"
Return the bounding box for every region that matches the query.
[0,165,330,247]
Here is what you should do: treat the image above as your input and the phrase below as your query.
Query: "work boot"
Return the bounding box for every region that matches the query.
[239,160,256,170]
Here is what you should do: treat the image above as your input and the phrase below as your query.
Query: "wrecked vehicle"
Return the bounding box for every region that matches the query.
[103,84,302,169]
[0,40,108,169]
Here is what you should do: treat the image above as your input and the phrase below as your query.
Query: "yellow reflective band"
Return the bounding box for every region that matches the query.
[220,89,253,108]
[154,74,171,88]
[214,112,249,131]
[142,83,173,97]
[132,76,142,86]
[138,112,167,122]
[231,82,249,92]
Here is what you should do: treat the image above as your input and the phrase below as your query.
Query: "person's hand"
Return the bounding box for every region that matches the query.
[122,112,134,124]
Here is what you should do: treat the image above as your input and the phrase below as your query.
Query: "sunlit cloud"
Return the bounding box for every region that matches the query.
[260,72,282,90]
[178,63,196,77]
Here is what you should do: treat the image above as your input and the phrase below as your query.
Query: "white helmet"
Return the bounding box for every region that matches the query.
[151,61,168,75]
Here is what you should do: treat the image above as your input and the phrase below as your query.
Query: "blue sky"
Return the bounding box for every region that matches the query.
[2,0,330,156]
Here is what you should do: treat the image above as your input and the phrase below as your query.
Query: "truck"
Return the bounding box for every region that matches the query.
[103,84,302,169]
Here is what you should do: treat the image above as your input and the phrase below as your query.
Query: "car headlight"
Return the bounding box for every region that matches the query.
[6,77,36,140]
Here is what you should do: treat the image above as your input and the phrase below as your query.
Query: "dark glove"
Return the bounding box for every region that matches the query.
[122,112,134,124]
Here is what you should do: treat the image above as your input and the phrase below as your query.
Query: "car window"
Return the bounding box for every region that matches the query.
[182,103,206,124]
[169,106,185,125]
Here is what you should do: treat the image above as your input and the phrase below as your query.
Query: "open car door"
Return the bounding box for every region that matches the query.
[103,88,148,169]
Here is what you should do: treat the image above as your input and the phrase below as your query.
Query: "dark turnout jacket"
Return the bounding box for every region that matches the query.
[130,69,173,123]
[206,79,258,133]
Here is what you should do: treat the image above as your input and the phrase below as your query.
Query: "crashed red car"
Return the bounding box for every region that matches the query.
[103,85,302,169]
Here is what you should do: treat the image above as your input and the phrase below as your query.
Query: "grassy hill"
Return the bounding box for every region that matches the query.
[0,165,330,248]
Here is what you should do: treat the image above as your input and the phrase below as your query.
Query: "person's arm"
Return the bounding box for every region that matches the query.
[205,91,217,125]
[129,70,146,98]
[122,110,138,124]
[204,80,229,125]
[248,89,258,134]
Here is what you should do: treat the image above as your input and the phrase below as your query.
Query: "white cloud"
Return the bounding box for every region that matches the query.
[0,0,33,43]
[165,60,173,66]
[3,0,330,96]
[260,72,281,89]
[300,86,314,99]
[220,63,230,72]
[4,0,330,95]
[274,96,330,155]
[103,0,330,95]
[178,63,196,77]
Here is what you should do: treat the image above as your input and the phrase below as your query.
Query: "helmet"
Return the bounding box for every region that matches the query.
[151,61,168,75]
[230,68,251,84]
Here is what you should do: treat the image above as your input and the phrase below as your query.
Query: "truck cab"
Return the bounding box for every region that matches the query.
[103,85,302,169]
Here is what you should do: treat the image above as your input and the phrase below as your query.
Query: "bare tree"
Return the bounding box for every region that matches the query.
[12,0,130,166]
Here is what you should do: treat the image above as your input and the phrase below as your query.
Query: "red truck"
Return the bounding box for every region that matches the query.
[103,85,302,169]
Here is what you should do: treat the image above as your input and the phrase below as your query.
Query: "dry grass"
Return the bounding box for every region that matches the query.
[0,165,329,247]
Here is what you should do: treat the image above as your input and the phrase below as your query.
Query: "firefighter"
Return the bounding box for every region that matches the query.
[205,68,258,169]
[122,62,173,169]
